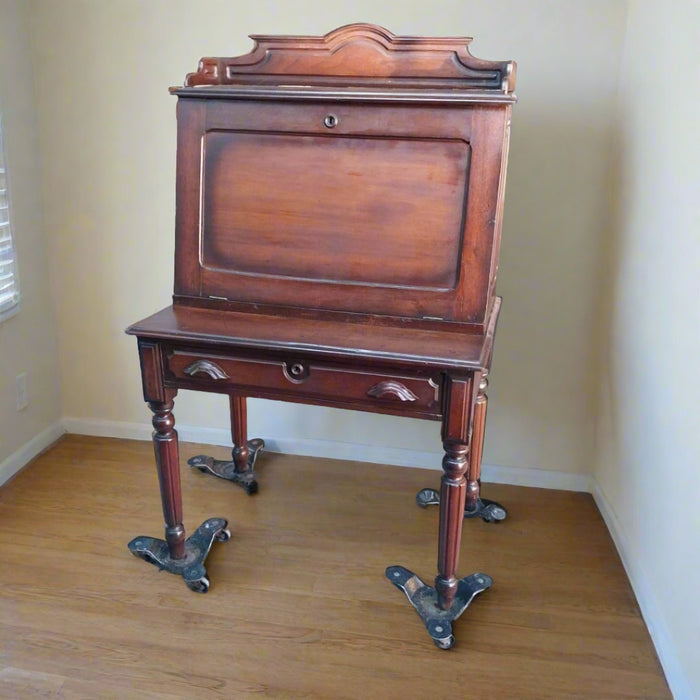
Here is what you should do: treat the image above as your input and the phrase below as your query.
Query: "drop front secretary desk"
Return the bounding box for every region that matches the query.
[126,24,516,649]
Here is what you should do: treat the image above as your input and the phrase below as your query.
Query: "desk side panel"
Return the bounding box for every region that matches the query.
[173,100,205,298]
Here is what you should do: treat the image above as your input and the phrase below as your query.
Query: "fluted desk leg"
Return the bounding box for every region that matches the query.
[188,395,265,494]
[415,372,507,523]
[387,374,493,649]
[128,397,231,592]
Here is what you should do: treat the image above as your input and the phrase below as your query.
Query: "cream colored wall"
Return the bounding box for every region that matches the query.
[28,0,626,477]
[593,1,699,695]
[0,0,61,464]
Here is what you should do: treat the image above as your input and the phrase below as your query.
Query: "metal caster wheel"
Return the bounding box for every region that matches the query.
[133,549,151,563]
[433,635,455,650]
[416,488,507,523]
[416,488,439,508]
[214,528,231,542]
[128,518,228,593]
[386,566,492,650]
[466,500,507,523]
[187,439,264,495]
[187,576,210,593]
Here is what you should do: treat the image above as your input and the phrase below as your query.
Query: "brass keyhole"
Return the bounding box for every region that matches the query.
[323,114,338,128]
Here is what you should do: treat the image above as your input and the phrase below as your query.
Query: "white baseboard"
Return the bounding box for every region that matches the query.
[481,462,590,492]
[62,417,235,447]
[591,478,692,700]
[0,421,66,486]
[63,417,589,491]
[63,417,153,442]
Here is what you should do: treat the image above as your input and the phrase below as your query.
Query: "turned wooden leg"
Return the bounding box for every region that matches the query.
[129,396,231,592]
[130,340,230,592]
[230,395,250,474]
[465,371,507,522]
[435,376,475,609]
[416,369,507,523]
[436,438,470,609]
[186,395,264,494]
[386,373,492,648]
[149,398,185,560]
[467,372,488,511]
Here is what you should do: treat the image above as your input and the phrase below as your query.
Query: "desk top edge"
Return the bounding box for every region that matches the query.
[126,300,501,372]
[169,85,517,105]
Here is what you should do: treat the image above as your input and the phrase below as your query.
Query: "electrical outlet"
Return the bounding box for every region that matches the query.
[16,371,28,411]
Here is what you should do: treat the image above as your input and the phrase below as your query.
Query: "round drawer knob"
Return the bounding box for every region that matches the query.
[284,360,309,383]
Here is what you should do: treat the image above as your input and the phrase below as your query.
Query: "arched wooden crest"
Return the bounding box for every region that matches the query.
[183,23,515,93]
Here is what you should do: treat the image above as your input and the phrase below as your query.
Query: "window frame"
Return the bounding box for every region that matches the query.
[0,111,20,323]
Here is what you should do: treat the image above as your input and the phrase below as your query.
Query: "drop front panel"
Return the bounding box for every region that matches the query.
[173,98,508,325]
[201,131,470,291]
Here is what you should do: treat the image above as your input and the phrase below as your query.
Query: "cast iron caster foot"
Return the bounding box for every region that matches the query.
[416,488,507,523]
[188,438,265,494]
[128,517,230,593]
[385,566,492,649]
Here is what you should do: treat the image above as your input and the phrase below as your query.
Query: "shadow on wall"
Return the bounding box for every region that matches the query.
[589,119,625,496]
[487,110,611,474]
[234,110,614,478]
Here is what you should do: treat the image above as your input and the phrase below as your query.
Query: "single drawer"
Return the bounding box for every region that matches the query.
[165,350,442,415]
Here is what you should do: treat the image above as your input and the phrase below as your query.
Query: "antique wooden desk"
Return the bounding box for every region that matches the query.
[126,24,516,649]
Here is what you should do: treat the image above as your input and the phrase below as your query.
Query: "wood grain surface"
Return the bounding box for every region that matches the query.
[126,300,501,372]
[0,435,670,699]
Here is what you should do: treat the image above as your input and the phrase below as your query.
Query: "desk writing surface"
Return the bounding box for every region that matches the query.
[126,300,499,371]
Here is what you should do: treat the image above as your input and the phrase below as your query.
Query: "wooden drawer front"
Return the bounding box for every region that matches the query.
[166,351,441,413]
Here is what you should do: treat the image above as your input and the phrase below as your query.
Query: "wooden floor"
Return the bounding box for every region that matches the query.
[0,435,669,699]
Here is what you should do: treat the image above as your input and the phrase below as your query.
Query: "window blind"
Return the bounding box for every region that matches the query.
[0,115,19,320]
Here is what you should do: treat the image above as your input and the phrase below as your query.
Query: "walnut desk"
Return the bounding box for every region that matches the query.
[126,24,516,649]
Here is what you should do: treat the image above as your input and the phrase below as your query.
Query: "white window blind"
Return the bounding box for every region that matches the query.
[0,114,19,321]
